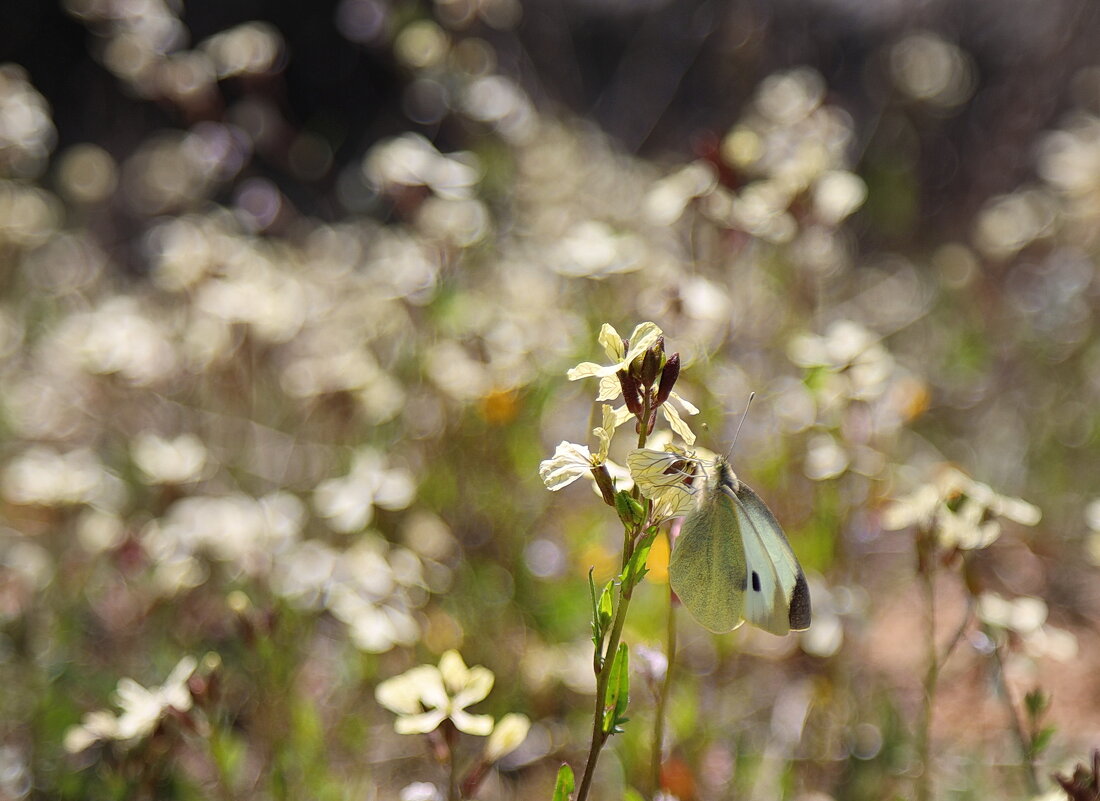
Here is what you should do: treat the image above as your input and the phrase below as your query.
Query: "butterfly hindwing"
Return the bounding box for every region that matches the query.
[669,482,746,634]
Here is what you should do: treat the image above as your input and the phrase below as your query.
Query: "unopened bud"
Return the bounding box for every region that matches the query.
[618,370,643,416]
[591,464,617,506]
[634,336,666,389]
[614,491,645,528]
[654,352,680,406]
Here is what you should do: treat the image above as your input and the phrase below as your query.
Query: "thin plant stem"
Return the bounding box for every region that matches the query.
[916,540,936,801]
[651,572,677,795]
[576,396,652,801]
[989,637,1042,796]
[576,582,634,801]
[443,722,460,801]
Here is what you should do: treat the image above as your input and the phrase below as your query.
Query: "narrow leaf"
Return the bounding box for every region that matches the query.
[602,643,630,735]
[552,763,575,801]
[621,528,658,591]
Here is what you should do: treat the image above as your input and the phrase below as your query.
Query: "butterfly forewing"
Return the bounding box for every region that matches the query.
[669,479,747,633]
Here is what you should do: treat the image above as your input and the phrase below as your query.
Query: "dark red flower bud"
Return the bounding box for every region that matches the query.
[618,370,644,416]
[654,352,680,406]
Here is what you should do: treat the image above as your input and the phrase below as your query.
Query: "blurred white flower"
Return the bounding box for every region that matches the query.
[143,491,305,584]
[645,161,718,226]
[976,593,1078,662]
[375,650,495,736]
[2,447,122,509]
[314,449,416,533]
[883,465,1040,550]
[788,320,895,403]
[64,656,198,752]
[363,133,480,200]
[131,433,207,485]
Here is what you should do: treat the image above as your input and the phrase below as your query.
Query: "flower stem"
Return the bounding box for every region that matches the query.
[576,583,634,801]
[576,396,653,801]
[651,574,677,795]
[916,540,936,801]
[989,637,1041,796]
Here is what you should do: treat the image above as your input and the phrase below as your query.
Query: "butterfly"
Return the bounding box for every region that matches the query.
[628,448,811,636]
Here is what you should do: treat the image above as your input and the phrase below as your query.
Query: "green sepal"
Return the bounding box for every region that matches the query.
[602,643,630,736]
[551,763,575,801]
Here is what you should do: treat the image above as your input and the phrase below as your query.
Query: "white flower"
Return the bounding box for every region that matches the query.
[375,650,495,736]
[539,404,626,492]
[131,433,207,485]
[626,446,702,522]
[566,322,698,446]
[64,656,199,752]
[883,465,1040,550]
[314,449,416,533]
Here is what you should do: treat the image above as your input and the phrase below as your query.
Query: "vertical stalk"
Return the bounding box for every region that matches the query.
[916,539,936,801]
[989,640,1041,796]
[576,397,652,801]
[651,572,677,795]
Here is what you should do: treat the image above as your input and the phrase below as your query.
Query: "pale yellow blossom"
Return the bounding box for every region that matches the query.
[375,650,495,736]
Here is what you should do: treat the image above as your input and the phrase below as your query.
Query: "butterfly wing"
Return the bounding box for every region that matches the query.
[669,484,747,634]
[732,482,811,635]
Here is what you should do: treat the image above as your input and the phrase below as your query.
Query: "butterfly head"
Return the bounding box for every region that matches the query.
[710,455,740,493]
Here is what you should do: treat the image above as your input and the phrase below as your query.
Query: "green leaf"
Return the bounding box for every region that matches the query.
[590,571,615,670]
[552,763,575,801]
[620,528,658,591]
[602,643,630,735]
[1030,726,1056,758]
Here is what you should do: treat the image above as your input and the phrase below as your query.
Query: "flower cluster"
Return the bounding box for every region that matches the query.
[540,321,697,505]
[883,464,1041,551]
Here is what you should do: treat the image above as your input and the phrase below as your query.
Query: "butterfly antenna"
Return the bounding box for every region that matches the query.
[725,392,755,460]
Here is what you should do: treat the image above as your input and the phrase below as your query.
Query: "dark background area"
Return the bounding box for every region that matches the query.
[5,0,1100,249]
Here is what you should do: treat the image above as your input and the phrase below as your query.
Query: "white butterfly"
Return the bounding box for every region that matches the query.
[628,448,811,636]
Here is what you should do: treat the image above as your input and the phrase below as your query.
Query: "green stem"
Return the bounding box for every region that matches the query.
[576,584,634,801]
[989,637,1041,796]
[651,573,677,795]
[576,395,653,801]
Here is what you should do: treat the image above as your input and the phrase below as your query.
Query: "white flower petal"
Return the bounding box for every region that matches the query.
[485,713,531,762]
[669,391,699,415]
[539,442,594,491]
[661,403,696,446]
[566,361,617,380]
[596,374,623,402]
[395,710,448,735]
[597,323,625,362]
[450,709,495,736]
[438,650,471,694]
[451,665,495,707]
[622,322,662,365]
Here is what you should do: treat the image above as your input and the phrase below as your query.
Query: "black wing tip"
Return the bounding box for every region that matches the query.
[788,571,812,631]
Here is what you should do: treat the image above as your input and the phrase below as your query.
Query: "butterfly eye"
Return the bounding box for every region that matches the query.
[751,572,761,592]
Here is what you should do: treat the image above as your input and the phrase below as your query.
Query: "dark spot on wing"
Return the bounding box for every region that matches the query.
[751,571,761,592]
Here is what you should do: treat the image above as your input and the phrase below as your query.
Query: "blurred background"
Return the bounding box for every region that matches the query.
[3,0,1100,799]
